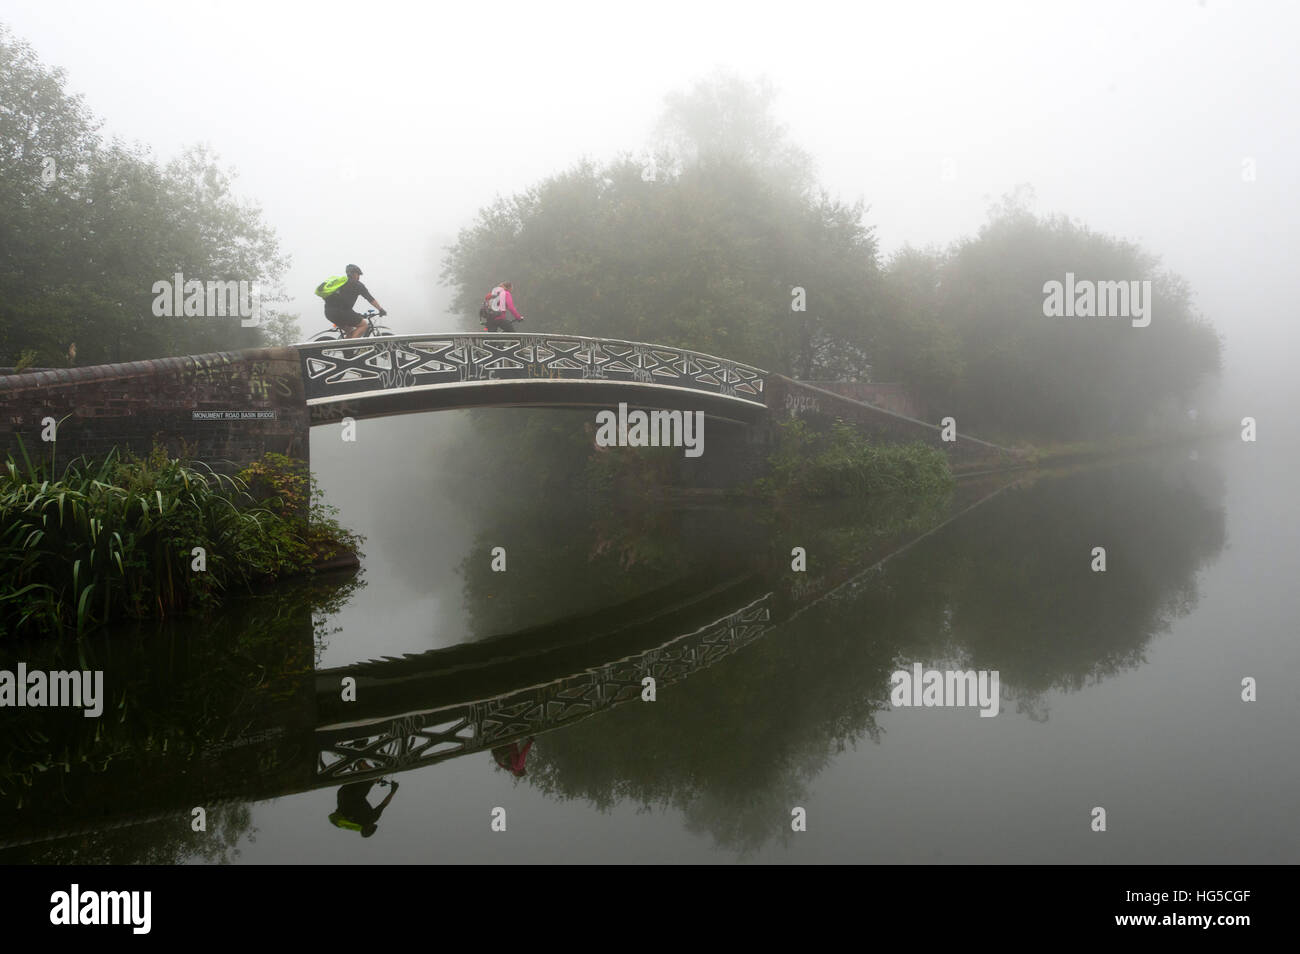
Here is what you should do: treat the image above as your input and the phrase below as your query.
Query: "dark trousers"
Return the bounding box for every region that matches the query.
[326,308,364,329]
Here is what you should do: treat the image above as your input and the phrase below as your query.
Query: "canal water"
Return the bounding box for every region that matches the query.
[1,410,1295,863]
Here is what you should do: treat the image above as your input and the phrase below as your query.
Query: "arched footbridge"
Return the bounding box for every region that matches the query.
[0,332,1022,474]
[300,333,768,424]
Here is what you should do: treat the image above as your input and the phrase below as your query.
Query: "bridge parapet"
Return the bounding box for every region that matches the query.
[765,376,1024,473]
[297,333,766,408]
[0,348,306,473]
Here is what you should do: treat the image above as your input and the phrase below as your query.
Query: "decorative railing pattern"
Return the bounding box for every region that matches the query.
[297,333,766,406]
[315,595,773,783]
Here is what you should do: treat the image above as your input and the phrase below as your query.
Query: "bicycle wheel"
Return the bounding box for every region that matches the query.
[308,328,341,342]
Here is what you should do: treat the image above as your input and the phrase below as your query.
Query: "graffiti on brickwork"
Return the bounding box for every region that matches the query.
[180,359,293,400]
[784,393,819,417]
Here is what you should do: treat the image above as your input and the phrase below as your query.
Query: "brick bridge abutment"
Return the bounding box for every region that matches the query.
[0,348,308,476]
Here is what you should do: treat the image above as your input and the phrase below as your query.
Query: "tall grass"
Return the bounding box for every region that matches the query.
[0,441,362,639]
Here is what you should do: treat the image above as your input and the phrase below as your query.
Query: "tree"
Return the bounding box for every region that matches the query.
[0,25,294,366]
[930,190,1223,440]
[655,69,815,193]
[442,76,887,381]
[441,79,1222,449]
[879,245,963,410]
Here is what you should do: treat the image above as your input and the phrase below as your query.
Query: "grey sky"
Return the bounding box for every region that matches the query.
[6,0,1296,411]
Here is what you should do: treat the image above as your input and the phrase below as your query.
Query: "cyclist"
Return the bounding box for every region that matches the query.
[328,776,399,838]
[491,738,535,777]
[482,280,525,332]
[326,264,387,339]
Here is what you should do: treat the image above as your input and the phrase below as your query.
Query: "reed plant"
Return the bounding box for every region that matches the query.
[0,440,361,638]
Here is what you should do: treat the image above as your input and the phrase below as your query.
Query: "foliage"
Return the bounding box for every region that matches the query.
[236,453,365,566]
[256,312,304,347]
[654,68,815,192]
[877,245,964,406]
[443,75,1223,445]
[0,24,295,366]
[237,452,311,517]
[0,443,361,638]
[758,418,954,499]
[441,75,887,382]
[886,189,1223,441]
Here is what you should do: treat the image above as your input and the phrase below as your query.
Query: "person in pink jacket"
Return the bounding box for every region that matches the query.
[491,737,535,777]
[483,281,525,332]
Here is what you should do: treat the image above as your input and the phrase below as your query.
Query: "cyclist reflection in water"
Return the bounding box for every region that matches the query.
[329,772,399,838]
[491,737,535,777]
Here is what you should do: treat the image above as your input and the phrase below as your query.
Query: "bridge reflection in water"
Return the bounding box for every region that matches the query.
[0,478,1011,852]
[317,592,773,785]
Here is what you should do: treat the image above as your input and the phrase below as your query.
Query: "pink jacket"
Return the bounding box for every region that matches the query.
[490,286,522,319]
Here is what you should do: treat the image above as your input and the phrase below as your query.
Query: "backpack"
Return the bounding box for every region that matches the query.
[315,276,349,299]
[328,812,364,833]
[479,289,503,323]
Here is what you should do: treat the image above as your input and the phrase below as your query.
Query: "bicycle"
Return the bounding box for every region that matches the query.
[308,310,393,342]
[483,316,525,333]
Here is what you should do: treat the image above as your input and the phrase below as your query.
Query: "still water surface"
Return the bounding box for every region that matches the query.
[1,411,1295,863]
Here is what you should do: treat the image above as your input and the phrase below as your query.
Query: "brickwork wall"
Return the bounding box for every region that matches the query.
[0,349,308,475]
[803,381,927,419]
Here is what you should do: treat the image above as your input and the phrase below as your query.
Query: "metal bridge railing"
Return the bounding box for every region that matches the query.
[297,333,766,406]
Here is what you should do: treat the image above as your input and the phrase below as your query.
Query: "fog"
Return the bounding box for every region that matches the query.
[6,0,1298,416]
[6,2,1300,874]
